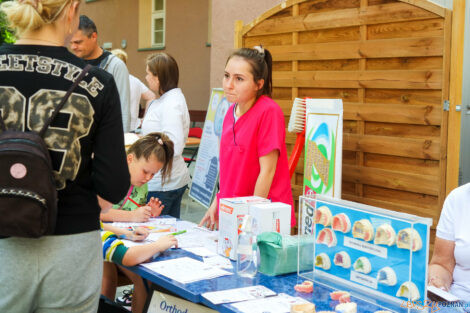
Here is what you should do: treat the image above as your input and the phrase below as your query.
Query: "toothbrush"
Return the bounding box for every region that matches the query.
[287,97,308,178]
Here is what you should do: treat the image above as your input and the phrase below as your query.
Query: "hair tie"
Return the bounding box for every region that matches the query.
[157,137,163,145]
[253,45,265,57]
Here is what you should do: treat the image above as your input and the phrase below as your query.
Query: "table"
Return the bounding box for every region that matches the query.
[128,247,463,313]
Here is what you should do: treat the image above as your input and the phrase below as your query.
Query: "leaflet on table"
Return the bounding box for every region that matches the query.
[203,255,233,269]
[183,247,217,257]
[230,293,309,313]
[202,285,276,305]
[111,217,177,228]
[427,285,460,302]
[141,257,232,284]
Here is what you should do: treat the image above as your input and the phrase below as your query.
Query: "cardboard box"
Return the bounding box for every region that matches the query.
[218,196,270,260]
[249,202,291,235]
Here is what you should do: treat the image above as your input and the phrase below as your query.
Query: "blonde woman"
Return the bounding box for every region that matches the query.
[0,1,130,312]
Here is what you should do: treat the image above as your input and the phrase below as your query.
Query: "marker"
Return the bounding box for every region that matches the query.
[170,230,187,236]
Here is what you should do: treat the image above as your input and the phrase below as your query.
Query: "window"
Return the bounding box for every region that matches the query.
[151,0,165,47]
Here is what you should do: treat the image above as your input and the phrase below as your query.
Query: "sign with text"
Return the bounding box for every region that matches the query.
[189,89,230,208]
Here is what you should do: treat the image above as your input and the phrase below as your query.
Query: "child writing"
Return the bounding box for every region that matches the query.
[100,132,173,223]
[99,132,175,313]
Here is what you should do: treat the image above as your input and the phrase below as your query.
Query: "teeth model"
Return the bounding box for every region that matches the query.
[377,267,397,286]
[333,251,351,269]
[396,281,420,301]
[316,228,337,247]
[335,302,357,313]
[315,206,332,226]
[397,228,422,252]
[353,257,372,274]
[374,224,396,246]
[330,291,351,303]
[332,213,351,233]
[315,253,331,270]
[352,219,374,241]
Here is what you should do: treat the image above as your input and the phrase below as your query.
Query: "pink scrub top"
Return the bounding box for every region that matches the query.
[218,95,295,226]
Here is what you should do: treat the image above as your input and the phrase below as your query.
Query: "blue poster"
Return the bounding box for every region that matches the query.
[189,89,230,208]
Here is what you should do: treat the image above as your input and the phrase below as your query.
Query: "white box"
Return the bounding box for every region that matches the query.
[249,202,291,236]
[218,196,270,260]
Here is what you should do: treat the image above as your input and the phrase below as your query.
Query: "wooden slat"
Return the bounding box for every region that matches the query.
[365,122,441,139]
[364,153,439,176]
[274,69,443,89]
[299,59,359,71]
[343,102,442,125]
[366,56,443,70]
[342,164,439,195]
[244,33,293,47]
[299,0,360,15]
[368,18,444,40]
[298,26,360,44]
[363,184,439,214]
[247,2,438,36]
[343,133,441,160]
[365,88,442,105]
[299,88,359,101]
[342,193,439,222]
[269,37,444,61]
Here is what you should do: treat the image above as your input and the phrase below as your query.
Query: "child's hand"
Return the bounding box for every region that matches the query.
[155,234,178,251]
[130,227,149,241]
[147,197,164,217]
[131,206,152,222]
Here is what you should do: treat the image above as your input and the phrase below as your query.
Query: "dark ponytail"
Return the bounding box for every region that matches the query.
[127,132,174,185]
[227,46,273,97]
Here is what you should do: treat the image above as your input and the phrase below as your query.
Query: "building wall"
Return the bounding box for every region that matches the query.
[209,0,283,90]
[81,0,210,111]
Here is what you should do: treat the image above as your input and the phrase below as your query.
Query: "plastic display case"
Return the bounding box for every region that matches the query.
[298,195,432,310]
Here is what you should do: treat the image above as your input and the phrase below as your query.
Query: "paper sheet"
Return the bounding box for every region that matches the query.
[111,217,177,228]
[183,247,217,257]
[141,257,232,284]
[202,285,276,305]
[230,293,309,313]
[203,255,233,269]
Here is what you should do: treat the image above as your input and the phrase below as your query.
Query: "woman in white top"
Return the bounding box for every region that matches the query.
[428,183,470,301]
[141,53,190,218]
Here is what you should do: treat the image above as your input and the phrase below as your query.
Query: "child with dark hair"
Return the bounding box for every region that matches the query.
[99,132,175,313]
[199,46,294,229]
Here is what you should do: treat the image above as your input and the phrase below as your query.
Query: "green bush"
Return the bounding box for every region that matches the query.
[0,0,16,44]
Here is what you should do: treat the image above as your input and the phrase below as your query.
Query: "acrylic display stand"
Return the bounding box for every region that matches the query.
[298,195,432,312]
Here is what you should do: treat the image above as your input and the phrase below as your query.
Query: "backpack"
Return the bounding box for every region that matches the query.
[0,65,92,238]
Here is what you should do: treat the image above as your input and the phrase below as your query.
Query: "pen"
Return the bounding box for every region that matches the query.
[171,230,187,236]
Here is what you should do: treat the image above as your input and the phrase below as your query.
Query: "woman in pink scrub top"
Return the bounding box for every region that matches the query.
[199,47,294,229]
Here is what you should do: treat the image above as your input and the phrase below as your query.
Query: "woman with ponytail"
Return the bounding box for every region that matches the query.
[199,46,294,229]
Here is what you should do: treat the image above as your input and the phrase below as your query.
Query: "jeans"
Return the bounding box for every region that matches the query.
[147,185,188,218]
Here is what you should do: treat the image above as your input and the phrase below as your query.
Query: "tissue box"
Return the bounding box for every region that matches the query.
[218,196,270,260]
[257,232,314,276]
[249,202,291,235]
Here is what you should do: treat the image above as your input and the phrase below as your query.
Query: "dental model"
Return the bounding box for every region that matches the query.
[315,206,332,226]
[397,228,422,252]
[316,228,337,247]
[294,281,314,294]
[334,251,351,269]
[335,302,357,313]
[396,282,420,301]
[290,302,316,313]
[353,257,372,274]
[332,213,351,233]
[315,253,331,270]
[330,291,351,303]
[377,267,397,286]
[374,224,396,246]
[352,219,374,241]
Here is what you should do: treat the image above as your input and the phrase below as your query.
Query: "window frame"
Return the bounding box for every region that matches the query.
[151,0,166,47]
